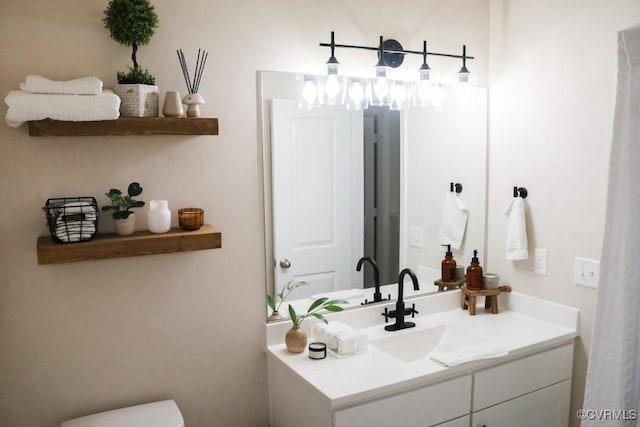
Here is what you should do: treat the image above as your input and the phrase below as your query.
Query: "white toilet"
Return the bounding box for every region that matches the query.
[61,400,184,427]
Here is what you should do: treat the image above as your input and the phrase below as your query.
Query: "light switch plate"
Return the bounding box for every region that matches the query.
[575,257,600,288]
[409,226,423,248]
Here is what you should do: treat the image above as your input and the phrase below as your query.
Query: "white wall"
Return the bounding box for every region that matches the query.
[0,1,489,425]
[487,1,640,425]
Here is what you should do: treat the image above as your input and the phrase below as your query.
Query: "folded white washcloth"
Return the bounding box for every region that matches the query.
[438,193,469,250]
[336,330,368,356]
[5,89,120,128]
[20,75,103,95]
[430,341,508,367]
[55,232,95,243]
[312,321,354,350]
[311,289,365,301]
[504,197,529,260]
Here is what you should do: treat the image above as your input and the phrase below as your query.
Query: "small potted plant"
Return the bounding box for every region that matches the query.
[267,280,308,322]
[284,292,347,354]
[103,0,159,117]
[102,182,145,236]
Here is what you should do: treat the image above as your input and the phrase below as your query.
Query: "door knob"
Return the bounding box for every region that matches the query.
[279,259,291,269]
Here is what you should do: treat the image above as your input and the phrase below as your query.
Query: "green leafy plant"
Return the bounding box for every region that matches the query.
[103,0,159,85]
[267,280,308,314]
[101,182,145,219]
[288,297,348,328]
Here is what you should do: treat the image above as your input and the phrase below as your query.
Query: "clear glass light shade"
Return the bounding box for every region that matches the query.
[389,80,410,110]
[368,66,391,107]
[412,68,434,107]
[345,77,369,110]
[323,63,345,106]
[430,83,446,110]
[297,74,321,110]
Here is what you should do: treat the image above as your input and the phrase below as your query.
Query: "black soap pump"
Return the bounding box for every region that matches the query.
[466,250,483,290]
[441,244,457,282]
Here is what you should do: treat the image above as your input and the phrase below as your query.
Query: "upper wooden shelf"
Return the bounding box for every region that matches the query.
[28,117,219,136]
[37,224,221,265]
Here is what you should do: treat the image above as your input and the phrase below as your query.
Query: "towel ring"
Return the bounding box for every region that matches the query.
[513,186,528,198]
[450,182,463,194]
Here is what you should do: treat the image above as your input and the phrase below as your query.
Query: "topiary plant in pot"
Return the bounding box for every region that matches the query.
[102,182,145,236]
[103,0,160,116]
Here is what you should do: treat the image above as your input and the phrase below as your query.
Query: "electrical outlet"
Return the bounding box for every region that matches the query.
[534,248,548,275]
[408,226,423,248]
[575,257,600,288]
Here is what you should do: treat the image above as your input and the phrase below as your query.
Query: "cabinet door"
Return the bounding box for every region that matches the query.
[471,380,570,427]
[473,343,573,410]
[334,375,471,427]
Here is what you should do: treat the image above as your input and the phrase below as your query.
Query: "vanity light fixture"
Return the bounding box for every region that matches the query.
[304,31,475,110]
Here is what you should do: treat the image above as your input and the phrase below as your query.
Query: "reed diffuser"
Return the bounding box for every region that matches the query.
[177,48,208,117]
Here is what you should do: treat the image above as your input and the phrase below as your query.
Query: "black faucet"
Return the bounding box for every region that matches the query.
[356,256,389,305]
[382,268,420,331]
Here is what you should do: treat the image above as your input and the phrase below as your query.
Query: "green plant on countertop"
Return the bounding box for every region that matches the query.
[288,297,348,328]
[101,182,145,219]
[103,0,159,85]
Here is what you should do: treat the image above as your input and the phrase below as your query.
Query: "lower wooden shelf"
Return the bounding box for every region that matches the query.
[37,224,221,265]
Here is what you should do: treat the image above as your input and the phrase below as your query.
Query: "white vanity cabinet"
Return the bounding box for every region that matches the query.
[470,343,573,427]
[267,343,574,427]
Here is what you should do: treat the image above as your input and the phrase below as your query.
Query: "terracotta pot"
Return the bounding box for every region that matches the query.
[114,213,136,236]
[285,326,307,353]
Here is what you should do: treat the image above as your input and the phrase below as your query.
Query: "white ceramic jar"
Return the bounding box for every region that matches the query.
[148,200,171,233]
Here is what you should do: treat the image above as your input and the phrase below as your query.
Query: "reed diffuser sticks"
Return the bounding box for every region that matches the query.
[177,48,208,94]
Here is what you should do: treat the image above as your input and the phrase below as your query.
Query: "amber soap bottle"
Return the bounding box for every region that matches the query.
[466,250,483,290]
[441,244,457,282]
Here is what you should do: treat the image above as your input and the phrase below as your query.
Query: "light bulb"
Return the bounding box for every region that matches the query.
[323,63,345,105]
[369,66,391,107]
[345,78,367,110]
[297,74,321,110]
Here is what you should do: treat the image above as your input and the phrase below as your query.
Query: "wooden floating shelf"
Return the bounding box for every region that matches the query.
[28,117,219,136]
[37,224,221,265]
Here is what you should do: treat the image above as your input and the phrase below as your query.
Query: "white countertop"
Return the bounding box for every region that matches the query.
[265,290,579,408]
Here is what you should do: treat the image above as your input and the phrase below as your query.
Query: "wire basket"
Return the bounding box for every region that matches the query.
[43,197,98,244]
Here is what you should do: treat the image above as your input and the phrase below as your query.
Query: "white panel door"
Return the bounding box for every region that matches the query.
[271,99,363,299]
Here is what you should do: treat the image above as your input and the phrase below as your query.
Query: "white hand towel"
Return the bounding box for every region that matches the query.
[335,330,368,356]
[20,75,103,95]
[313,321,354,349]
[504,197,529,260]
[438,193,469,250]
[430,341,508,367]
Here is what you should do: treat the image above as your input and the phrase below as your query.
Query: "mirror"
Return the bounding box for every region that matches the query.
[259,70,487,318]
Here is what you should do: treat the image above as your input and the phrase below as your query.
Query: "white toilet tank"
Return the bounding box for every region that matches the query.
[61,400,184,427]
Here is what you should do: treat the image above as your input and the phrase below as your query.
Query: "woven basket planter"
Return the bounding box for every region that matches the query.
[114,84,159,117]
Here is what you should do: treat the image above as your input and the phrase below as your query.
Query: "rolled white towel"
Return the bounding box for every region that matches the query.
[20,75,103,95]
[55,232,95,243]
[55,221,96,235]
[312,322,353,350]
[336,330,368,356]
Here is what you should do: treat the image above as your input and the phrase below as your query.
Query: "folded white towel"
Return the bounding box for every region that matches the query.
[438,193,469,250]
[20,75,103,95]
[504,197,529,260]
[430,341,508,367]
[335,330,368,356]
[313,321,353,350]
[55,232,95,243]
[4,89,120,128]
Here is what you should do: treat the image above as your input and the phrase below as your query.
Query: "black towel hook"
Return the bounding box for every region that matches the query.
[450,182,463,194]
[513,186,528,198]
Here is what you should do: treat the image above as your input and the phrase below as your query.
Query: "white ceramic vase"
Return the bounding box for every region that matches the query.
[148,200,171,233]
[163,91,184,117]
[114,213,136,236]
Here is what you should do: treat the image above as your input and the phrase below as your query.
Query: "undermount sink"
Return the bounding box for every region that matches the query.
[370,324,490,363]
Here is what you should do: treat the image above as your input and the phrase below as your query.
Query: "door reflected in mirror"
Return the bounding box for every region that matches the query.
[259,71,487,319]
